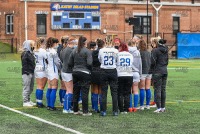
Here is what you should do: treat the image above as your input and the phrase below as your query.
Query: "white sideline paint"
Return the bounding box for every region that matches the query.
[0,104,84,134]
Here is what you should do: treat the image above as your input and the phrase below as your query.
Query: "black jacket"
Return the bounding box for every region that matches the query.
[57,44,63,59]
[149,45,168,74]
[21,51,36,75]
[92,48,101,68]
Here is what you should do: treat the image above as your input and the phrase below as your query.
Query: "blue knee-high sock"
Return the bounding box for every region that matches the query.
[50,89,57,108]
[46,88,52,107]
[62,90,66,102]
[36,89,39,101]
[129,94,133,108]
[91,93,94,109]
[93,94,99,111]
[154,89,156,102]
[63,94,68,110]
[140,89,145,106]
[146,89,151,105]
[134,94,139,108]
[37,89,44,105]
[59,89,64,104]
[68,93,73,110]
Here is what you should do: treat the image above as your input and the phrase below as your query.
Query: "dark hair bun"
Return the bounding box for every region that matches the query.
[52,38,59,43]
[159,39,167,44]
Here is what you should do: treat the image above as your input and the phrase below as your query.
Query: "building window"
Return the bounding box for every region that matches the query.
[37,14,46,35]
[6,14,14,34]
[173,17,180,35]
[134,16,151,34]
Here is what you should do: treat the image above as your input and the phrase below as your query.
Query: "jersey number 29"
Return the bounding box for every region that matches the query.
[120,58,130,66]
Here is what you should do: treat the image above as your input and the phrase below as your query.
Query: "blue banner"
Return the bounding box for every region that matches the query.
[177,33,200,59]
[51,3,100,11]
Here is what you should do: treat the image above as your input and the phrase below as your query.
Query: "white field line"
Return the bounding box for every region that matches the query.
[0,104,84,134]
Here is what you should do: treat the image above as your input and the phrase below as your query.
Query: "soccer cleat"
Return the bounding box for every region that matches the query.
[154,109,161,113]
[139,106,144,111]
[128,108,133,112]
[23,102,33,107]
[145,105,150,110]
[150,101,156,105]
[113,112,118,116]
[92,109,100,113]
[63,109,68,113]
[82,112,92,116]
[49,107,60,111]
[29,101,36,106]
[63,109,74,114]
[120,111,128,114]
[160,108,166,112]
[132,108,137,112]
[36,104,46,108]
[150,104,157,108]
[100,111,106,116]
[74,111,83,115]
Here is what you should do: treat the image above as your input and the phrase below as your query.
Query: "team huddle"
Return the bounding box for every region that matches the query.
[21,35,169,116]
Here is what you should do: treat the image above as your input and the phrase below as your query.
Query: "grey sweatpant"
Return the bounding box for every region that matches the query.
[22,74,35,103]
[152,73,168,109]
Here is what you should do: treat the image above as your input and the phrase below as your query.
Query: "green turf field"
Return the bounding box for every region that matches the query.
[0,54,200,134]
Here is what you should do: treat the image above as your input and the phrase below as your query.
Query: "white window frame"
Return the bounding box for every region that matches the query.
[6,14,14,34]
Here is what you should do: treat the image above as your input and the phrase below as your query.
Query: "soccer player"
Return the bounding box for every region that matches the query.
[34,37,48,108]
[21,40,36,107]
[68,36,93,116]
[46,37,61,111]
[98,38,119,116]
[60,38,76,113]
[57,36,69,106]
[149,39,168,113]
[90,39,105,113]
[117,42,134,114]
[128,39,142,112]
[138,40,152,110]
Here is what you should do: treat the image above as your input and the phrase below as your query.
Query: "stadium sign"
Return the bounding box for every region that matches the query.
[50,3,100,11]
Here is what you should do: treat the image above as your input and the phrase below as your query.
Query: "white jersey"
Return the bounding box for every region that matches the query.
[46,48,60,73]
[116,51,134,77]
[34,48,47,72]
[98,47,118,69]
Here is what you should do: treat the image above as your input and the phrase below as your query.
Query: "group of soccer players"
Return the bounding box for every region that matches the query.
[22,34,168,116]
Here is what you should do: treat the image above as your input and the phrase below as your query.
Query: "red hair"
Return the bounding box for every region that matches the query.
[114,38,121,43]
[119,42,129,52]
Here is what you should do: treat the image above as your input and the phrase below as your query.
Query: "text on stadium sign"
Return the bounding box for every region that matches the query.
[51,3,100,11]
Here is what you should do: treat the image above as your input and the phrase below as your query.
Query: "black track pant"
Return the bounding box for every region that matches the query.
[100,69,118,113]
[118,76,133,112]
[152,73,168,109]
[73,71,91,113]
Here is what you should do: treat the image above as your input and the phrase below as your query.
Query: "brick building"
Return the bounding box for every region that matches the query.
[0,0,200,55]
